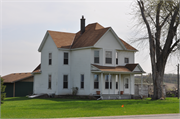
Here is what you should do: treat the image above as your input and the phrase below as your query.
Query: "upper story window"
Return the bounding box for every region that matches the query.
[80,74,84,89]
[49,53,52,65]
[116,52,118,65]
[63,75,68,89]
[94,74,99,89]
[64,52,68,65]
[48,75,51,89]
[94,51,99,63]
[105,51,112,64]
[125,58,129,64]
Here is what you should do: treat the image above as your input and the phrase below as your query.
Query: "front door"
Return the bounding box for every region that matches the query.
[124,77,130,94]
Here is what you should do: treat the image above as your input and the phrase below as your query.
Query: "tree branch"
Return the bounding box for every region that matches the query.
[169,40,180,53]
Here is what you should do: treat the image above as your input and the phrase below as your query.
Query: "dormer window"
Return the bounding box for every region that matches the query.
[105,51,112,64]
[94,51,99,63]
[49,53,52,65]
[64,52,68,65]
[125,58,129,64]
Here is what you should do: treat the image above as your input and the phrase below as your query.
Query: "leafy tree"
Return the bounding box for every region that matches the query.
[134,0,179,99]
[1,77,6,104]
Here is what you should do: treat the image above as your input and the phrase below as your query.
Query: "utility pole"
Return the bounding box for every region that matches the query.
[178,64,179,99]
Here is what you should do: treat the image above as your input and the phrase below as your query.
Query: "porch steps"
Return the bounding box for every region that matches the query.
[101,94,131,100]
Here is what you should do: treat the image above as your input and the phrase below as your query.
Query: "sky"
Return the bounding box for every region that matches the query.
[0,0,179,76]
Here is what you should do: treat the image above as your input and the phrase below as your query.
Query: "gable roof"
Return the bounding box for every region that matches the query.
[39,22,137,51]
[71,23,109,49]
[48,31,75,49]
[2,73,33,83]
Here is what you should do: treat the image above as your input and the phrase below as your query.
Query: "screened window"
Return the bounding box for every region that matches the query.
[49,53,52,65]
[63,75,68,89]
[106,51,112,64]
[105,75,112,89]
[48,75,51,89]
[94,51,99,63]
[94,74,99,89]
[125,58,129,64]
[64,52,68,65]
[80,74,84,89]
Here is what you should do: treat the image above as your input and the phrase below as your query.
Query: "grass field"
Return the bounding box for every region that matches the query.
[1,97,179,118]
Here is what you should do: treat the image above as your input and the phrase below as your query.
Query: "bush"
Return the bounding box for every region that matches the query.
[1,77,6,104]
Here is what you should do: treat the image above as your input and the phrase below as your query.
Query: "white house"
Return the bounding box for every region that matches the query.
[33,16,145,99]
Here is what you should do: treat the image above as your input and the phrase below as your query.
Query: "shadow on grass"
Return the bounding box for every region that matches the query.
[4,97,31,101]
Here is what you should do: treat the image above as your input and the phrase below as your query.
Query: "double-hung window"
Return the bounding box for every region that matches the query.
[48,75,52,89]
[63,75,68,89]
[125,58,129,64]
[94,74,99,89]
[116,52,118,65]
[64,52,68,65]
[80,74,84,89]
[105,75,112,89]
[49,53,52,65]
[105,51,112,64]
[94,51,99,63]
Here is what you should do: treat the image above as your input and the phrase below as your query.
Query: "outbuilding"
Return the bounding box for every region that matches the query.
[2,73,33,97]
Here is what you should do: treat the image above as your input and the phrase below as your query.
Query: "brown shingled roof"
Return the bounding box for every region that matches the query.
[47,22,137,51]
[120,38,137,51]
[33,64,41,73]
[2,73,33,83]
[92,64,141,73]
[92,64,131,72]
[125,64,138,71]
[48,31,75,49]
[71,23,109,48]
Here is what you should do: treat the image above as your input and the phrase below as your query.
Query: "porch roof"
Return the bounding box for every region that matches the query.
[91,64,145,74]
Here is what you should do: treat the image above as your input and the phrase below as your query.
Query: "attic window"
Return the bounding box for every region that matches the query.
[116,52,118,65]
[105,51,112,64]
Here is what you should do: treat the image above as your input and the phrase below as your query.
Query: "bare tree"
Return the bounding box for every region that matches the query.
[134,0,179,100]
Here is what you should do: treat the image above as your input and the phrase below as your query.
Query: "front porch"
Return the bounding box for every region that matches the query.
[91,64,145,100]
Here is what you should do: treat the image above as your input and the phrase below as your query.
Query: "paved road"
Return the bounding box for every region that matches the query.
[55,114,180,119]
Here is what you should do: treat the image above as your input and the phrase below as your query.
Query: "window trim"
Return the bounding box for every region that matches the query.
[94,50,100,64]
[80,74,84,89]
[64,52,69,65]
[105,51,112,64]
[63,74,68,89]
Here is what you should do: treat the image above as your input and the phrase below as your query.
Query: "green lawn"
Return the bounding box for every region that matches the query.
[1,97,179,118]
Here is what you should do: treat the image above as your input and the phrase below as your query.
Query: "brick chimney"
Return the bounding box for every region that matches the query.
[80,16,85,34]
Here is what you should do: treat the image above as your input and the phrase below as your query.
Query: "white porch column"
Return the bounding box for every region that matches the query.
[114,75,116,94]
[108,73,110,95]
[130,74,132,95]
[101,73,103,94]
[141,74,143,95]
[119,74,121,94]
